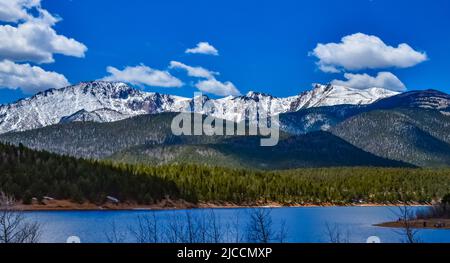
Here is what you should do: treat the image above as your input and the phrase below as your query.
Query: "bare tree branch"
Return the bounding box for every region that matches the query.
[324,222,350,243]
[0,192,41,243]
[391,203,421,243]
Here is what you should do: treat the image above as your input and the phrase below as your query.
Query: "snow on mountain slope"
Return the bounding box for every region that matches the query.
[183,85,398,124]
[291,84,399,110]
[198,92,301,123]
[0,82,190,134]
[0,81,398,134]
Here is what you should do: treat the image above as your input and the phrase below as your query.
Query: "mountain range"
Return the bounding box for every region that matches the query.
[0,81,398,134]
[0,111,409,169]
[0,81,449,169]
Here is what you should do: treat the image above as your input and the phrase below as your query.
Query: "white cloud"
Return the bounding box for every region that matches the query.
[0,19,87,64]
[102,64,183,88]
[331,72,406,91]
[311,33,427,73]
[0,0,87,64]
[0,0,40,23]
[169,61,218,79]
[0,0,86,94]
[0,59,69,94]
[169,61,240,96]
[186,42,219,56]
[195,78,241,96]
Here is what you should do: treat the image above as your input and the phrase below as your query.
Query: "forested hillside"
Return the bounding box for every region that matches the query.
[279,104,363,135]
[111,132,410,169]
[0,113,178,159]
[0,113,237,159]
[0,112,411,169]
[0,142,449,206]
[0,143,180,204]
[2,89,450,169]
[141,165,450,204]
[331,108,450,167]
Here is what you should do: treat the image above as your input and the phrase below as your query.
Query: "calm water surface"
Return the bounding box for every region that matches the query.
[24,207,450,243]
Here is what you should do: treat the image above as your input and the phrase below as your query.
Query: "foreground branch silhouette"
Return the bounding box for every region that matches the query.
[0,192,41,243]
[105,208,288,243]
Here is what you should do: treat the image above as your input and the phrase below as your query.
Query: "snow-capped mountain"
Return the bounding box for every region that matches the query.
[0,81,399,134]
[0,82,191,134]
[292,84,400,109]
[195,85,399,124]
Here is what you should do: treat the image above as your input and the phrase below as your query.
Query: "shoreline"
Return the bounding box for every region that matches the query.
[13,199,432,212]
[376,219,450,230]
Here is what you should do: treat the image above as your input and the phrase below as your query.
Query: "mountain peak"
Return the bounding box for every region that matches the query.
[29,81,136,102]
[243,91,274,99]
[312,83,333,90]
[71,81,139,97]
[246,91,268,96]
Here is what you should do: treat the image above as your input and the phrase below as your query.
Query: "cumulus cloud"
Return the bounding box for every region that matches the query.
[186,42,219,56]
[0,0,87,94]
[169,61,218,79]
[0,0,87,64]
[0,19,87,64]
[331,72,406,91]
[102,64,183,88]
[0,0,40,23]
[0,59,69,94]
[169,61,240,96]
[311,33,427,73]
[195,78,241,96]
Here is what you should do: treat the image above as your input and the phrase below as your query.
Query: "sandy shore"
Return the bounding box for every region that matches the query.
[13,199,431,211]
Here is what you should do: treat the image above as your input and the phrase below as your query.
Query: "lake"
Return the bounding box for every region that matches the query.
[24,206,450,243]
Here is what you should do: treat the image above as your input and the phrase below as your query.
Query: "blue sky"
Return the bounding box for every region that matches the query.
[1,0,450,104]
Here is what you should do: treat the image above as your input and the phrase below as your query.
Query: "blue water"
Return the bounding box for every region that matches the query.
[24,207,450,243]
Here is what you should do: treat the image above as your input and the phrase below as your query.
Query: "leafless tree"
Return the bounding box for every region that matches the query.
[0,192,41,243]
[185,211,198,243]
[324,223,350,243]
[165,211,211,243]
[166,213,189,243]
[105,208,291,244]
[392,204,421,243]
[276,219,289,243]
[245,208,291,243]
[207,209,222,243]
[129,212,160,243]
[246,208,275,243]
[224,210,245,243]
[196,211,212,243]
[104,219,127,243]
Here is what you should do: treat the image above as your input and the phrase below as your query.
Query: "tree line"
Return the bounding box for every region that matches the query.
[133,164,450,204]
[1,142,450,205]
[0,143,180,204]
